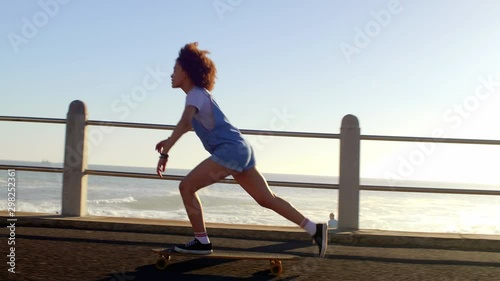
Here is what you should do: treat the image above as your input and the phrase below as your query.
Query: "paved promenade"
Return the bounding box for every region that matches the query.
[1,225,500,281]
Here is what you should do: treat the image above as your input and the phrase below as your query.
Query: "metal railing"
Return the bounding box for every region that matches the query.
[1,163,497,197]
[362,134,500,145]
[1,101,499,230]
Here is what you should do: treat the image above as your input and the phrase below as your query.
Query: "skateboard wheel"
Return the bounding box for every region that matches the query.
[155,257,169,270]
[270,260,283,275]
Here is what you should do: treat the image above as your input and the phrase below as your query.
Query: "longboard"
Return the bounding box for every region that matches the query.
[152,248,300,275]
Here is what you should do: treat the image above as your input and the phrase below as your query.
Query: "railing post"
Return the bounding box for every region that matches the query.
[62,100,88,216]
[338,114,360,230]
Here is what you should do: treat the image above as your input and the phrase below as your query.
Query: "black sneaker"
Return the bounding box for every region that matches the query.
[312,223,328,257]
[174,238,213,254]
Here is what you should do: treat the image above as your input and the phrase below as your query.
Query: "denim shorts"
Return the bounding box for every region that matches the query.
[209,140,256,172]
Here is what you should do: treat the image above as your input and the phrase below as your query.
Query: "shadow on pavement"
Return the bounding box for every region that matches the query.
[97,263,301,281]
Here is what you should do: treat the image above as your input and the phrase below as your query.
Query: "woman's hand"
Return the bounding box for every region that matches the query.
[157,157,168,178]
[155,139,169,177]
[154,106,196,177]
[155,139,168,153]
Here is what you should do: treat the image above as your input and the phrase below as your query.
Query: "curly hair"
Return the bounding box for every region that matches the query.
[176,42,217,91]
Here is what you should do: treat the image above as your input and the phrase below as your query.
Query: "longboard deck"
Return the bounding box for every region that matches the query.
[152,248,300,260]
[152,248,300,275]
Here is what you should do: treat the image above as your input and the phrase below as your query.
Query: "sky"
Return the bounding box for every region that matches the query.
[1,0,499,186]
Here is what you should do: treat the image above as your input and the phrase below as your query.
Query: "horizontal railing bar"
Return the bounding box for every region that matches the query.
[0,116,337,139]
[1,165,497,195]
[86,120,177,130]
[87,120,339,139]
[86,169,182,180]
[361,185,500,196]
[239,129,339,139]
[0,116,66,124]
[0,164,336,189]
[265,180,338,189]
[2,116,499,144]
[85,169,338,189]
[0,165,63,173]
[362,134,500,145]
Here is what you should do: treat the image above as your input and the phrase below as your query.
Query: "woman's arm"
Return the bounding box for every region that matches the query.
[160,105,197,154]
[156,105,197,177]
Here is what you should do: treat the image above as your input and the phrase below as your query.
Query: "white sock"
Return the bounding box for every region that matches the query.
[194,232,210,244]
[300,218,316,236]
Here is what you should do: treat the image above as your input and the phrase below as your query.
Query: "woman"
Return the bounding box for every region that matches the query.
[155,42,327,257]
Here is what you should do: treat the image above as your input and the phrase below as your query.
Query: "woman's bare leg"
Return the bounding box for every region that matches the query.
[179,158,230,233]
[232,166,305,226]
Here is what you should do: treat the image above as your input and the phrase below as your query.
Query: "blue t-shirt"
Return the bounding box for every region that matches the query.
[185,87,256,172]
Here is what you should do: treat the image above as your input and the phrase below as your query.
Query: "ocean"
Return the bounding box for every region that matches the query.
[1,160,499,235]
